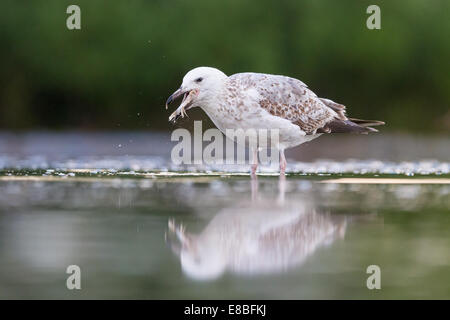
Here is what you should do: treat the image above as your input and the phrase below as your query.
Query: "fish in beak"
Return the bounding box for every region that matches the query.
[166,88,199,123]
[166,219,193,256]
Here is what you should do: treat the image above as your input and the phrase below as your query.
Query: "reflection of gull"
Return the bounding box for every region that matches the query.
[167,178,347,280]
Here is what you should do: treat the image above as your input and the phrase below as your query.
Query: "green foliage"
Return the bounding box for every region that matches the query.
[0,0,449,132]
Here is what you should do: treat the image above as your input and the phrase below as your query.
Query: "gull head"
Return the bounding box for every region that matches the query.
[167,219,226,280]
[166,67,227,123]
[179,245,226,281]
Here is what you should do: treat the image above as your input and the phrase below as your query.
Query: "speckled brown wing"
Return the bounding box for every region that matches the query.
[229,73,338,134]
[230,72,384,134]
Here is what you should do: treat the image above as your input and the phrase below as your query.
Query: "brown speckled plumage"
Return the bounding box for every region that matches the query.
[167,66,385,174]
[228,72,383,134]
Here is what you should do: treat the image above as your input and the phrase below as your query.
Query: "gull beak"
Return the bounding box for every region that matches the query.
[167,219,193,252]
[165,87,183,110]
[166,88,199,123]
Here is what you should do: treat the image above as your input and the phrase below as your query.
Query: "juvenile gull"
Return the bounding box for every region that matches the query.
[166,67,384,174]
[168,206,346,280]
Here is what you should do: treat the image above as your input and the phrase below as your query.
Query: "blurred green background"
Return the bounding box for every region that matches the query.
[0,0,449,133]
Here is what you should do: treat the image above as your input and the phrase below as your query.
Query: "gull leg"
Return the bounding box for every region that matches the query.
[250,148,258,177]
[251,173,258,201]
[277,173,286,204]
[279,149,287,176]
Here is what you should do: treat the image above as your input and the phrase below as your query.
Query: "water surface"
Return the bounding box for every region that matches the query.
[0,131,449,299]
[0,174,449,299]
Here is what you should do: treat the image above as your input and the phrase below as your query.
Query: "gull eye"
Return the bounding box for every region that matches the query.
[195,77,203,83]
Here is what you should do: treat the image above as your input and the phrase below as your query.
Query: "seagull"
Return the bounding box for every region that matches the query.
[167,200,347,280]
[166,67,384,175]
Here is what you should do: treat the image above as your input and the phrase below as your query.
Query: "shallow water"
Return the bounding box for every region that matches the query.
[0,132,449,299]
[0,174,448,299]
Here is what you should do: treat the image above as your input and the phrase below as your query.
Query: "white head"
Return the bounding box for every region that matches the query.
[167,219,227,280]
[180,245,227,281]
[166,67,228,122]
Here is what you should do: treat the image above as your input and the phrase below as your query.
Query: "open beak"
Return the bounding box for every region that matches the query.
[165,87,183,110]
[166,88,199,123]
[167,219,193,255]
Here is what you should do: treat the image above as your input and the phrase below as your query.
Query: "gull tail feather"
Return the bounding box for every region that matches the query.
[348,118,385,134]
[317,118,385,134]
[348,118,385,128]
